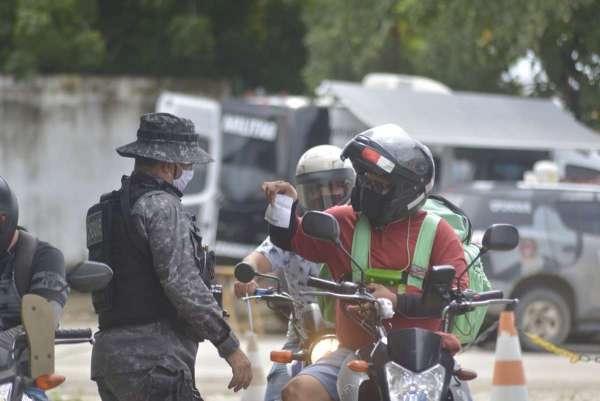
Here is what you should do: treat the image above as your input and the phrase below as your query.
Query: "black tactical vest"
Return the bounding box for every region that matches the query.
[86,173,214,329]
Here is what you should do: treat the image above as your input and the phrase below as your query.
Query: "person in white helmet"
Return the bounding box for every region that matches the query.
[234,145,355,401]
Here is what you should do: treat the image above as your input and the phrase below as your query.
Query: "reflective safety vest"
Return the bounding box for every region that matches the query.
[318,195,492,344]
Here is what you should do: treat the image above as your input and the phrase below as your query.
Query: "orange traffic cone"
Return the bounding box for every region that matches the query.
[490,304,528,401]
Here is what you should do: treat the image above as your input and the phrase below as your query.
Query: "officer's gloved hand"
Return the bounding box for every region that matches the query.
[225,348,252,392]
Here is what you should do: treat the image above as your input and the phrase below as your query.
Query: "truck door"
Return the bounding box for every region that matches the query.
[216,101,329,261]
[546,190,600,319]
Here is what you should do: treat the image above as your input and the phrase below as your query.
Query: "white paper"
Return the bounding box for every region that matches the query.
[264,194,294,228]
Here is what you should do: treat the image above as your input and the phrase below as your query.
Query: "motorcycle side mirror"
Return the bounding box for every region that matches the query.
[302,211,368,290]
[481,224,519,252]
[456,224,520,286]
[302,211,341,244]
[67,261,113,292]
[235,261,282,290]
[234,262,257,283]
[421,265,456,310]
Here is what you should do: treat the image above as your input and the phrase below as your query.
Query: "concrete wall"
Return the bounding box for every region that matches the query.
[0,75,228,265]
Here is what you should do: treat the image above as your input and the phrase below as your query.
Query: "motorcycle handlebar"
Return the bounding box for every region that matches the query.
[254,288,274,296]
[306,276,359,294]
[56,328,93,339]
[306,276,343,292]
[472,290,504,302]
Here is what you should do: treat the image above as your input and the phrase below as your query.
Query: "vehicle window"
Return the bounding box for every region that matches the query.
[220,132,278,203]
[490,161,530,181]
[184,136,209,195]
[554,200,600,235]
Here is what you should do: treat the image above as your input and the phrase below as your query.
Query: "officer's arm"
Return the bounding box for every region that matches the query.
[136,195,239,357]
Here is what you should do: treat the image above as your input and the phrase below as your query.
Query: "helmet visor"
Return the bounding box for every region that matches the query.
[296,169,355,211]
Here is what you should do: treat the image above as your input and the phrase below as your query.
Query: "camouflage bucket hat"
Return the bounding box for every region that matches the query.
[116,112,213,164]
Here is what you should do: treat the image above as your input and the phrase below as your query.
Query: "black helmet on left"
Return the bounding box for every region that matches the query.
[0,176,18,255]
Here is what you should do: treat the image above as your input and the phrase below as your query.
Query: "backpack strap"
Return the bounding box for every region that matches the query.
[14,229,39,296]
[317,263,336,323]
[407,213,441,290]
[350,213,371,282]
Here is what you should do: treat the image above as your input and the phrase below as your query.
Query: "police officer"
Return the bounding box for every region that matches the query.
[89,113,251,401]
[0,176,69,401]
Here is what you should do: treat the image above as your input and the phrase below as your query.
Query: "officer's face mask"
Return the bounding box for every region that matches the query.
[173,165,194,192]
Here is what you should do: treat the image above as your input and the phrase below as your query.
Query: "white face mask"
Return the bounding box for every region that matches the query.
[173,168,194,192]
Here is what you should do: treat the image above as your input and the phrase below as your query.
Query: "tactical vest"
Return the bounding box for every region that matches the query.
[86,173,215,329]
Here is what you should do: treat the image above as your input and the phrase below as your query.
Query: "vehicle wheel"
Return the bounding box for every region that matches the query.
[515,288,571,350]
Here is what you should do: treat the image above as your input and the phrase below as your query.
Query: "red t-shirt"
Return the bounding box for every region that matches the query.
[291,205,467,350]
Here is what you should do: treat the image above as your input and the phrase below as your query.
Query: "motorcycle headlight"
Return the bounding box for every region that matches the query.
[0,382,12,401]
[385,362,445,401]
[309,335,339,363]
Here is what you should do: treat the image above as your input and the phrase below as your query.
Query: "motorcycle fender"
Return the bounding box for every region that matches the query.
[336,352,368,401]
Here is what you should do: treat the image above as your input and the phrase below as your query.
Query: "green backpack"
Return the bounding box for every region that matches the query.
[317,195,491,344]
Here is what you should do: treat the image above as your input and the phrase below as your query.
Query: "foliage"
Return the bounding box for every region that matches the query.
[0,0,306,93]
[302,0,600,129]
[302,0,419,90]
[2,0,599,127]
[3,0,105,77]
[209,0,307,93]
[408,0,600,128]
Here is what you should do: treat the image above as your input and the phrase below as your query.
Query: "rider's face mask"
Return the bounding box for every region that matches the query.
[362,173,392,195]
[173,164,194,192]
[350,173,395,226]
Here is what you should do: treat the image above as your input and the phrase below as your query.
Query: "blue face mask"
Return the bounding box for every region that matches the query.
[173,168,194,192]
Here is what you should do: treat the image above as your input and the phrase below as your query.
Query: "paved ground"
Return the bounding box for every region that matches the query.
[49,333,600,401]
[49,294,600,401]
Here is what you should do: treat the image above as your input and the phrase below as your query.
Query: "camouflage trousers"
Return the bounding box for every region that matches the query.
[95,366,203,401]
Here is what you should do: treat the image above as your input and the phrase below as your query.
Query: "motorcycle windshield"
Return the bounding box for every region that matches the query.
[387,328,442,373]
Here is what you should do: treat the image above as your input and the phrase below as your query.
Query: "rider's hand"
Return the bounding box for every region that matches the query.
[225,348,253,392]
[367,283,398,309]
[234,280,258,298]
[261,181,298,204]
[347,283,399,318]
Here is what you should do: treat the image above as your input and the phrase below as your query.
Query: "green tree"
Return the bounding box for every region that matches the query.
[1,0,307,93]
[410,0,600,128]
[206,0,307,93]
[302,0,421,90]
[4,0,105,76]
[302,0,600,129]
[95,0,214,77]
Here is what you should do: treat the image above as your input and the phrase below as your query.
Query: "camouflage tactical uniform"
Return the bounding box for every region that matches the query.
[90,113,237,401]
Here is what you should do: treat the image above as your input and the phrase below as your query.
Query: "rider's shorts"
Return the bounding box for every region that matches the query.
[297,347,353,401]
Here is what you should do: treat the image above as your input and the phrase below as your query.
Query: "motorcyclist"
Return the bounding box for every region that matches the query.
[234,145,355,401]
[0,176,69,401]
[262,124,468,401]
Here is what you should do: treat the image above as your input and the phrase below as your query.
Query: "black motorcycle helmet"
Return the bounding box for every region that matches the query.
[341,124,435,226]
[0,176,18,255]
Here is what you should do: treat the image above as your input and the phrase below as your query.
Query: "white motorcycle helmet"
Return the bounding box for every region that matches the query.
[295,145,356,211]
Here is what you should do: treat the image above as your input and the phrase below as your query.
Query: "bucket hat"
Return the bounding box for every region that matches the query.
[116,112,213,164]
